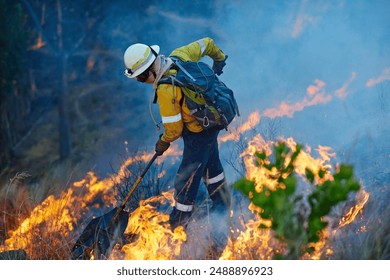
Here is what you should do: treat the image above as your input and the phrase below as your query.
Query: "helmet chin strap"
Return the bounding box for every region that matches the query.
[151,69,157,80]
[149,45,159,81]
[149,45,158,57]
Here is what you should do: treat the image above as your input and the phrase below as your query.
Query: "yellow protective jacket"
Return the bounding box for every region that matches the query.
[156,37,226,143]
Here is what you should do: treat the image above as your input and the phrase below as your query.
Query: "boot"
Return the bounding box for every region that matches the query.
[169,207,192,230]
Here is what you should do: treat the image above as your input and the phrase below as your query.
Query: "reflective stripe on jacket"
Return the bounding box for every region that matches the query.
[157,37,225,143]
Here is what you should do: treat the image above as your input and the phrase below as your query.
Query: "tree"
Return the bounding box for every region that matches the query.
[0,0,29,170]
[20,0,100,160]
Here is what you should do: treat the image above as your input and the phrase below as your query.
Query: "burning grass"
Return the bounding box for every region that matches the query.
[0,134,386,260]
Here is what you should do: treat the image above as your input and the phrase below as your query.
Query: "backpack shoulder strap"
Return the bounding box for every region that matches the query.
[154,75,185,105]
[169,56,199,83]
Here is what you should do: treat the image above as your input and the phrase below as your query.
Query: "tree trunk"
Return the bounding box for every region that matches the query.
[0,109,12,171]
[56,0,71,160]
[58,53,71,159]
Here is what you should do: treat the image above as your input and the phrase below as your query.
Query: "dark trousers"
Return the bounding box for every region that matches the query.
[173,126,230,211]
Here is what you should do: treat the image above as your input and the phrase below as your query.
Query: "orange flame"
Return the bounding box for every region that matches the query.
[261,75,356,119]
[0,133,368,260]
[262,92,332,118]
[338,189,370,229]
[30,34,45,50]
[0,170,117,258]
[0,146,186,259]
[220,218,275,260]
[110,190,186,260]
[219,111,261,143]
[220,134,365,259]
[366,67,390,87]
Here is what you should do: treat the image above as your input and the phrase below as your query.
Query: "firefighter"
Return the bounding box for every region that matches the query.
[123,38,231,230]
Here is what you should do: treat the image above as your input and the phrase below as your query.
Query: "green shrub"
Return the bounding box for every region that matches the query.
[234,141,361,259]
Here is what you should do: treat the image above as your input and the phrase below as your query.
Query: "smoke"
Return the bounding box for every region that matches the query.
[82,0,389,206]
[206,1,390,187]
[2,0,389,261]
[176,208,231,259]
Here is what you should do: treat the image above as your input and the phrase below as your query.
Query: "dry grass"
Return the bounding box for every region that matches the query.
[327,185,390,260]
[1,148,389,260]
[0,172,34,244]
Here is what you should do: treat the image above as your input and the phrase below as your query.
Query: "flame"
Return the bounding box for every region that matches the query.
[307,79,326,96]
[219,111,261,143]
[334,72,356,99]
[261,75,356,119]
[220,219,275,260]
[366,67,390,87]
[284,138,334,184]
[111,190,186,260]
[0,132,368,260]
[0,151,165,258]
[30,5,46,51]
[238,135,335,192]
[0,146,188,259]
[220,134,364,260]
[30,34,45,50]
[0,170,117,259]
[337,189,370,229]
[317,145,336,162]
[262,91,332,119]
[86,55,96,71]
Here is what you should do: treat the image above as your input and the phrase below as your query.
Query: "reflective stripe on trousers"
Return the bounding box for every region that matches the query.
[174,126,224,208]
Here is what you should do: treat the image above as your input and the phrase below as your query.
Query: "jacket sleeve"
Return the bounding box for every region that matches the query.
[157,84,184,143]
[169,37,225,62]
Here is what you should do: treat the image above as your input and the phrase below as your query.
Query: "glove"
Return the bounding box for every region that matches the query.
[155,135,170,156]
[212,55,228,76]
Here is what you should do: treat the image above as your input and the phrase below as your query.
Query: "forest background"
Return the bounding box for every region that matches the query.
[0,0,389,260]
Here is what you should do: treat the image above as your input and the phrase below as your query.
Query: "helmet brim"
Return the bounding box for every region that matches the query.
[127,45,160,78]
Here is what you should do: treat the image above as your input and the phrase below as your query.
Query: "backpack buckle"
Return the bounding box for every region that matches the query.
[203,116,210,127]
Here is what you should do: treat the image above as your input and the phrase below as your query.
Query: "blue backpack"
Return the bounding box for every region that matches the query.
[156,57,240,130]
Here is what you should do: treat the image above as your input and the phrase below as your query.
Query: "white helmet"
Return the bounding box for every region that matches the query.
[123,43,160,78]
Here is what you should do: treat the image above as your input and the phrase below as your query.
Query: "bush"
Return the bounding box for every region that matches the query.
[234,141,361,259]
